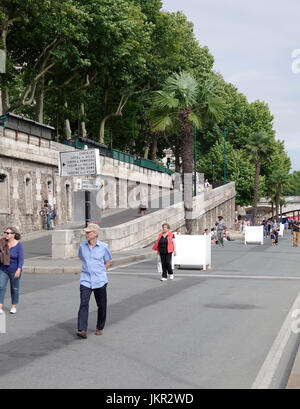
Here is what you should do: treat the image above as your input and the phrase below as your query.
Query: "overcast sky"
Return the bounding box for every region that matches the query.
[161,0,300,171]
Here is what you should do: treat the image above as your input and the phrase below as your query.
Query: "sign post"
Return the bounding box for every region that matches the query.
[59,149,101,226]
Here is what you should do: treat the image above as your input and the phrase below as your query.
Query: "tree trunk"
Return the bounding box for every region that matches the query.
[252,153,261,225]
[180,108,194,235]
[149,133,159,161]
[1,87,10,113]
[143,145,150,159]
[79,103,87,138]
[63,101,72,140]
[271,201,274,219]
[35,75,45,123]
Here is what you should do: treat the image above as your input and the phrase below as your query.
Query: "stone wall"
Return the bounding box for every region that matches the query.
[52,182,236,257]
[0,127,172,234]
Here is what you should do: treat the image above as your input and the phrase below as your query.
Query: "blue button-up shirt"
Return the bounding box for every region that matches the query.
[78,240,112,289]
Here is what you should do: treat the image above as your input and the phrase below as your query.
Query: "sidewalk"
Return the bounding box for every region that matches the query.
[23,246,155,274]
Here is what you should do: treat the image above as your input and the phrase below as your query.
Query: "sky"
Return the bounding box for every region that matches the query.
[161,0,300,171]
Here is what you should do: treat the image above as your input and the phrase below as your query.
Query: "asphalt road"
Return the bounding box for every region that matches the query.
[1,233,300,388]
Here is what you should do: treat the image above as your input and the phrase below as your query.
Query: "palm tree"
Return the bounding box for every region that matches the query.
[245,131,274,225]
[271,169,289,219]
[150,71,201,234]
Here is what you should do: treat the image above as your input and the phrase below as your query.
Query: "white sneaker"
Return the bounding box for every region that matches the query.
[169,275,174,280]
[160,277,167,281]
[10,307,16,314]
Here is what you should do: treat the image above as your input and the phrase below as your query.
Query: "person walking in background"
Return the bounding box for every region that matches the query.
[216,216,226,247]
[76,223,112,339]
[139,195,148,217]
[261,217,268,238]
[271,218,279,245]
[209,227,217,244]
[284,220,289,233]
[152,223,176,281]
[0,227,24,314]
[292,219,300,247]
[50,206,57,229]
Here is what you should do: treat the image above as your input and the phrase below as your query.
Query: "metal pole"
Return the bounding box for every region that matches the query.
[224,129,226,185]
[85,190,91,227]
[194,126,197,196]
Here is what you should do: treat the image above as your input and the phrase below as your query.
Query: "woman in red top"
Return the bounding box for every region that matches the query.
[152,223,176,281]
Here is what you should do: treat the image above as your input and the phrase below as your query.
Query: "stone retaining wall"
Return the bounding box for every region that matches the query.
[52,182,235,258]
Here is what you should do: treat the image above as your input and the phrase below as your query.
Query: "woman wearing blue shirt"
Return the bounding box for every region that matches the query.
[0,227,24,314]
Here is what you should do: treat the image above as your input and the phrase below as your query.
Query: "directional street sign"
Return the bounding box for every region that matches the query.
[59,149,100,177]
[76,178,103,191]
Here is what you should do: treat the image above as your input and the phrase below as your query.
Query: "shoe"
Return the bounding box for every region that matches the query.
[95,329,103,336]
[160,277,167,281]
[10,307,16,314]
[76,330,87,339]
[169,275,174,280]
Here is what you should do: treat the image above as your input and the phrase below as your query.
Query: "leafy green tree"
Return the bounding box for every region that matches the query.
[151,71,201,234]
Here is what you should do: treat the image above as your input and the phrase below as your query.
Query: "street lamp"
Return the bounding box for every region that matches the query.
[194,126,197,196]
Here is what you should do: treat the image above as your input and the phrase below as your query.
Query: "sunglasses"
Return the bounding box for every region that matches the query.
[4,231,14,235]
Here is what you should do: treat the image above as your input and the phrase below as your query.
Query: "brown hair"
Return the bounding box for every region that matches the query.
[6,227,21,240]
[162,222,170,230]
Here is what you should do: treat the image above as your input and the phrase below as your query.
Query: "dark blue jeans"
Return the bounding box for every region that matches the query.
[0,269,20,305]
[77,284,107,332]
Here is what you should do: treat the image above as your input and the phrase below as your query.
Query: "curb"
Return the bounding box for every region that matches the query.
[23,251,155,274]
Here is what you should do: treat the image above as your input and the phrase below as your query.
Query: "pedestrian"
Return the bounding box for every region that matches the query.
[224,227,232,241]
[204,179,210,190]
[152,222,176,281]
[261,217,268,238]
[270,227,276,246]
[204,228,209,235]
[271,218,279,245]
[76,223,112,339]
[139,194,148,217]
[0,227,24,314]
[50,206,57,229]
[292,219,300,247]
[215,216,226,247]
[209,227,217,244]
[43,202,52,230]
[284,220,289,232]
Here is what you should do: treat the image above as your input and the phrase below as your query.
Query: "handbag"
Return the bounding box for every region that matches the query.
[157,254,163,274]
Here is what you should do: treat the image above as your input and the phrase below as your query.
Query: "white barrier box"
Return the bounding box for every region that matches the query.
[0,311,6,334]
[245,225,263,245]
[173,234,211,270]
[278,223,284,237]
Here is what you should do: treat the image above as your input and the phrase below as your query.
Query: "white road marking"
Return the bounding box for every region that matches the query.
[109,270,300,281]
[251,290,300,389]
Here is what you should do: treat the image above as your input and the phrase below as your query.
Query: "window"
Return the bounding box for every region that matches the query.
[0,173,9,213]
[25,176,33,214]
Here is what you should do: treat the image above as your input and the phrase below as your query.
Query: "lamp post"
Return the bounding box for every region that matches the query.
[223,129,227,185]
[211,160,215,187]
[194,126,197,197]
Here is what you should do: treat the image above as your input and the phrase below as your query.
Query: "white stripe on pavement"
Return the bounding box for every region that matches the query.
[251,290,300,389]
[108,271,300,281]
